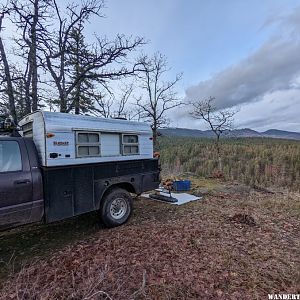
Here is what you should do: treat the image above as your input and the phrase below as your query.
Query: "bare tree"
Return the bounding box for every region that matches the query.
[0,62,33,119]
[113,83,133,118]
[0,8,17,122]
[190,96,237,172]
[41,0,103,112]
[0,0,51,119]
[10,0,51,114]
[93,92,113,118]
[1,0,147,121]
[91,84,133,119]
[42,0,145,113]
[136,52,182,146]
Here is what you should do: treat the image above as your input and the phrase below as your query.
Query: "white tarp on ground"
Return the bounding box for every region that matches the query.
[141,191,202,205]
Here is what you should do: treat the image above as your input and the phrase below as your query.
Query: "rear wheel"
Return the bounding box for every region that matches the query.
[100,188,133,228]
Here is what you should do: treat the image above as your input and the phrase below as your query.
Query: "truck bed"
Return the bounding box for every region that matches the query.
[43,159,160,222]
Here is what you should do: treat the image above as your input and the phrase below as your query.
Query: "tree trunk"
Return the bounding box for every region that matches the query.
[74,35,80,115]
[31,0,39,111]
[152,129,157,147]
[60,53,67,112]
[74,84,80,114]
[152,121,158,149]
[0,37,17,122]
[60,91,67,112]
[24,62,32,114]
[216,135,222,172]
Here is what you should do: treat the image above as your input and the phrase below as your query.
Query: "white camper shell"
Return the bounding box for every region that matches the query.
[19,111,153,167]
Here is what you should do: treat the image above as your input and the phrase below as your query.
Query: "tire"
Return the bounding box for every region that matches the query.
[100,188,133,228]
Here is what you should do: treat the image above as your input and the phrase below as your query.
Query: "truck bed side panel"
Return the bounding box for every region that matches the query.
[43,159,159,223]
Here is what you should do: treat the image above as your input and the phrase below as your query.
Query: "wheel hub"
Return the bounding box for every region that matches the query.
[110,198,127,219]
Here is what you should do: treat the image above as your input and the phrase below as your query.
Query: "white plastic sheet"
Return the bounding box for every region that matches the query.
[142,191,202,205]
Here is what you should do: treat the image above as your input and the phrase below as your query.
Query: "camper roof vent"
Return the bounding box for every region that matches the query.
[111,113,127,120]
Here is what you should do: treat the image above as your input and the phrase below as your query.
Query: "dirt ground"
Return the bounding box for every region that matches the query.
[0,179,299,299]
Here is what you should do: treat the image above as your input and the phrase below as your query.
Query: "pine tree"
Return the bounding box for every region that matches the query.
[66,22,96,115]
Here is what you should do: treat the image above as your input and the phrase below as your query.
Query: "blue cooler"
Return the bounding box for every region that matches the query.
[173,180,191,191]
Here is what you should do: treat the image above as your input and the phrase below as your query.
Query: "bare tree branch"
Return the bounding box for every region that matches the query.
[41,0,145,114]
[135,52,182,146]
[0,8,17,122]
[190,96,237,171]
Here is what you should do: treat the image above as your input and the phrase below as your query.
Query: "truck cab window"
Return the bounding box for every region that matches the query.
[0,141,22,172]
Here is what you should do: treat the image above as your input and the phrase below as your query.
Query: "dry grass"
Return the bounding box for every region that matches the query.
[0,179,299,299]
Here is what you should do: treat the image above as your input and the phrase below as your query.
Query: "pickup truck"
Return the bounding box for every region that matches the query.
[0,116,160,230]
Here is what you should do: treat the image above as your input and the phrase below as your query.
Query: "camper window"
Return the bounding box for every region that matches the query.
[122,134,139,155]
[76,132,101,157]
[22,122,33,137]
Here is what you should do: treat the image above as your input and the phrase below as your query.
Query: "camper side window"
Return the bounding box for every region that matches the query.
[76,132,101,157]
[22,122,33,137]
[122,134,139,155]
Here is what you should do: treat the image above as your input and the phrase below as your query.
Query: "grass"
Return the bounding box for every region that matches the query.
[158,136,300,191]
[0,177,299,299]
[0,212,102,283]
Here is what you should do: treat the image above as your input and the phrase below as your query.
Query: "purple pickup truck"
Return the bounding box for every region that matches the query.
[0,114,160,230]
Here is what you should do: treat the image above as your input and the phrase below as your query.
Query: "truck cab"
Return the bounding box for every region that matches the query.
[0,137,44,230]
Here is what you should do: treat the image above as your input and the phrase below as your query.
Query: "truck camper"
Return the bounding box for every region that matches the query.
[0,111,160,230]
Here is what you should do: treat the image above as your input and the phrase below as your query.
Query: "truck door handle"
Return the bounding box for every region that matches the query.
[14,179,31,185]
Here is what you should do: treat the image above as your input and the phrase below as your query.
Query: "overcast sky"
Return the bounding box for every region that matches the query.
[91,0,300,132]
[2,0,299,132]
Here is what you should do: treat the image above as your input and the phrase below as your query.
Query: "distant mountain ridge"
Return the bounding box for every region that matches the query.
[158,128,300,140]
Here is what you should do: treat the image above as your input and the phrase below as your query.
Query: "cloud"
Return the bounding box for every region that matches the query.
[184,6,300,110]
[234,88,300,131]
[171,88,300,132]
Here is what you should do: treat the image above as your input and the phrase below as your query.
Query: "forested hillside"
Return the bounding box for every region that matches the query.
[158,127,300,140]
[159,137,300,191]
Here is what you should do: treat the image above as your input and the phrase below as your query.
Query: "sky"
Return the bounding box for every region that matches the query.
[87,0,300,132]
[1,0,300,132]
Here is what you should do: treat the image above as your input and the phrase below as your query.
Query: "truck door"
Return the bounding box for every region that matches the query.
[0,138,33,229]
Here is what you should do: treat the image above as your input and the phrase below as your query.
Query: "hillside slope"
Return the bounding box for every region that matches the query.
[159,128,300,140]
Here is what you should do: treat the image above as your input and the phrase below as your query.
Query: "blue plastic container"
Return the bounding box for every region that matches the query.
[173,180,191,191]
